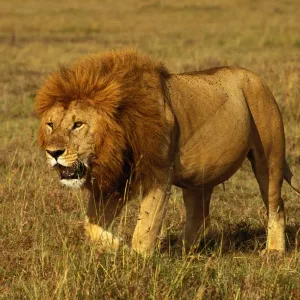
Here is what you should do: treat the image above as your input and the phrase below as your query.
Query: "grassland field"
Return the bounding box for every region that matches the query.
[1,0,300,299]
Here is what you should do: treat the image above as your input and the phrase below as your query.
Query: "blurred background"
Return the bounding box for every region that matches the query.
[1,0,300,114]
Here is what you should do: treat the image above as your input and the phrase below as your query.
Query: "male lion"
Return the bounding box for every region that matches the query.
[36,49,299,255]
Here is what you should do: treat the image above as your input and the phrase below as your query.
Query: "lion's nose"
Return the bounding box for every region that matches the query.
[46,149,65,159]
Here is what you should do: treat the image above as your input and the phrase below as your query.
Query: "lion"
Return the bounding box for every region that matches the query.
[36,49,300,255]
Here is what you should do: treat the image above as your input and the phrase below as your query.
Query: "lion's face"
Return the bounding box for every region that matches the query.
[38,101,103,188]
[36,50,170,195]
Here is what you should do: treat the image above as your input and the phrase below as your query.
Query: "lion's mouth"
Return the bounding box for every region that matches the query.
[58,163,86,180]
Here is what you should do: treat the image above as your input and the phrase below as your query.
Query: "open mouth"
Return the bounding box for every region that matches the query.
[58,162,86,180]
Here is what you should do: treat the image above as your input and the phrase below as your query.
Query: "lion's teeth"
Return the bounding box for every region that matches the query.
[58,163,86,180]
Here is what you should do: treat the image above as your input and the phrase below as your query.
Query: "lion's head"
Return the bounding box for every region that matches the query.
[36,49,170,194]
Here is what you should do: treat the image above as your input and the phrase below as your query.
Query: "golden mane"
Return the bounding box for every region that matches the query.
[36,49,171,193]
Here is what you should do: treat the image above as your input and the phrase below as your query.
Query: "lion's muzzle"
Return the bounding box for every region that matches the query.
[46,149,66,159]
[45,148,87,188]
[58,162,87,188]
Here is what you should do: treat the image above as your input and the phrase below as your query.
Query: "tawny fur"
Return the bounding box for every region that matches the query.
[36,50,170,193]
[36,49,299,255]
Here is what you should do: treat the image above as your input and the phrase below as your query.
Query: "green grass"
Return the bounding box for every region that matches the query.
[1,0,300,299]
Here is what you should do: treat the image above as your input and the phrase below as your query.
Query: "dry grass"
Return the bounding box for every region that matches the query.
[1,0,300,299]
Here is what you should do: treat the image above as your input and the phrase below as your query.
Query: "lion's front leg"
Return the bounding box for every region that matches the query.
[84,192,125,251]
[132,184,171,255]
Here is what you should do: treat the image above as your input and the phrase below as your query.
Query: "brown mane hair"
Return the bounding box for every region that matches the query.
[36,49,171,194]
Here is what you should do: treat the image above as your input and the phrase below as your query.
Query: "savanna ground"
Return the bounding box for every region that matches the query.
[1,0,300,299]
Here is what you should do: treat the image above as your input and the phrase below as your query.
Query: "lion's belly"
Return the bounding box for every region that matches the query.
[171,92,252,188]
[173,140,250,188]
[173,123,251,188]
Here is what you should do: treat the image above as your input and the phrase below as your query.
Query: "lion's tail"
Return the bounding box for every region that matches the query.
[284,158,300,195]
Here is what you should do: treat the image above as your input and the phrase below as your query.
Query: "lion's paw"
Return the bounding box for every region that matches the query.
[84,218,121,252]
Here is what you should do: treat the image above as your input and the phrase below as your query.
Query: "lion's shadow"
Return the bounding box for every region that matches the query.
[159,222,300,255]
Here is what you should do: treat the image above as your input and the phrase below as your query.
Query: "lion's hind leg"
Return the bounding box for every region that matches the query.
[244,73,286,253]
[247,147,286,253]
[182,187,213,252]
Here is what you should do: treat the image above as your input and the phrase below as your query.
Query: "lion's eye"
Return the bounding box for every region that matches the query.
[73,122,83,130]
[47,122,54,129]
